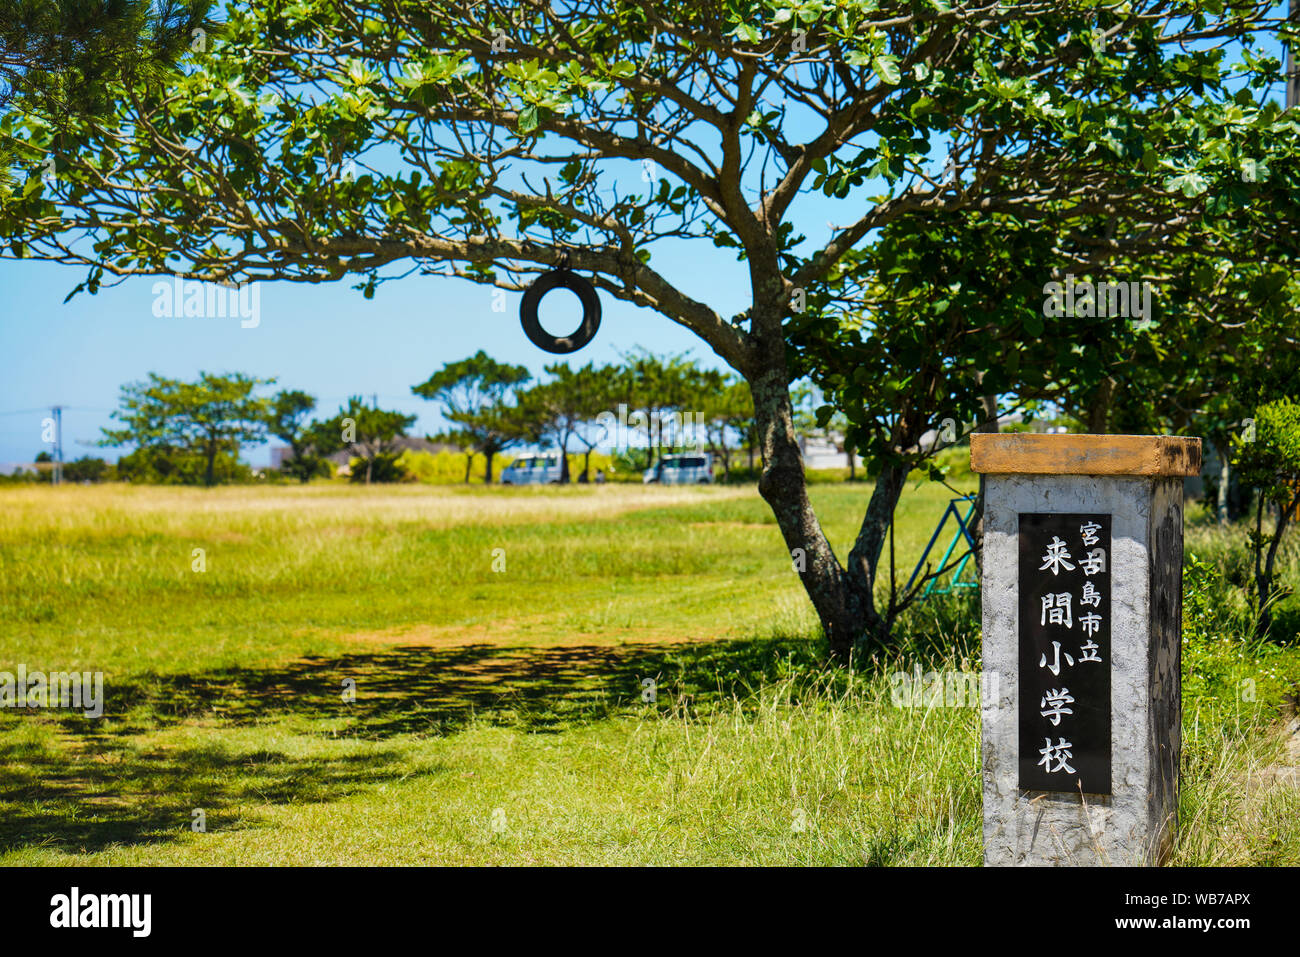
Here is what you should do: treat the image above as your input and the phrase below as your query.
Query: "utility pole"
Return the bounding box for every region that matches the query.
[51,405,63,486]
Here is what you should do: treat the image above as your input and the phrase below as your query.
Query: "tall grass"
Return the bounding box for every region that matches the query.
[0,481,1295,865]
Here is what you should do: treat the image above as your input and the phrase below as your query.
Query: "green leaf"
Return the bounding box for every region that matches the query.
[872,55,900,86]
[1164,170,1208,198]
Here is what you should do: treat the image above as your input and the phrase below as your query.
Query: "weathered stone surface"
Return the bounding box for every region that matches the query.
[981,473,1183,866]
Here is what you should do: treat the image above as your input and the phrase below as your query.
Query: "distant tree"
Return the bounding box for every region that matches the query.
[618,349,710,470]
[62,455,108,483]
[101,371,272,487]
[1234,398,1300,639]
[566,364,622,482]
[312,396,415,485]
[516,362,618,483]
[697,374,753,480]
[267,389,327,483]
[346,448,409,484]
[30,449,53,483]
[412,351,531,485]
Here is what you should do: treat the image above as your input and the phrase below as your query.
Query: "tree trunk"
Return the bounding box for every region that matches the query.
[1255,491,1296,639]
[650,408,661,470]
[846,461,911,642]
[464,452,473,483]
[205,442,217,487]
[1087,376,1117,434]
[559,430,572,483]
[749,362,889,661]
[484,450,495,485]
[1214,440,1231,525]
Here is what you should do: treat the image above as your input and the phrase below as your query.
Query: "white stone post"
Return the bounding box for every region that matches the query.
[971,433,1201,866]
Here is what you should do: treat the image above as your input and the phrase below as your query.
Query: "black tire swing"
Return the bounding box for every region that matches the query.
[519,252,601,354]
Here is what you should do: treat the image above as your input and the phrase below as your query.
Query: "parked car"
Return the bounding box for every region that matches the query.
[642,452,714,485]
[500,454,564,485]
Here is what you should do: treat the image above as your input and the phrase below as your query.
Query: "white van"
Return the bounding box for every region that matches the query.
[500,454,564,485]
[642,453,714,485]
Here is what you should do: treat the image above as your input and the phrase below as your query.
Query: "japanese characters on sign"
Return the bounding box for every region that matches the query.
[1018,513,1112,794]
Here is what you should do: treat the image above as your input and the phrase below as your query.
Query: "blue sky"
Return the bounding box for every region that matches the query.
[0,240,752,466]
[1,12,1289,466]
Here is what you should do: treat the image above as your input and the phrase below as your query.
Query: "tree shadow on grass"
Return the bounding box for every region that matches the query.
[0,634,823,856]
[0,734,426,856]
[96,634,830,739]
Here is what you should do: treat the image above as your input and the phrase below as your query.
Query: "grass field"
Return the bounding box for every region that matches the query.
[1,479,1297,865]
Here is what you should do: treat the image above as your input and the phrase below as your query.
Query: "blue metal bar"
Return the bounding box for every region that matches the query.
[910,495,979,601]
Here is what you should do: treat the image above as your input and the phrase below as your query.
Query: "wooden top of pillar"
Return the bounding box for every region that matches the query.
[970,433,1202,477]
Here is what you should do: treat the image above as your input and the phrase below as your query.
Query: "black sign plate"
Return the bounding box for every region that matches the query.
[1018,512,1111,794]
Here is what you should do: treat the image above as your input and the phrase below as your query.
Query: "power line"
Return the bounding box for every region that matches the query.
[0,405,109,479]
[0,406,112,416]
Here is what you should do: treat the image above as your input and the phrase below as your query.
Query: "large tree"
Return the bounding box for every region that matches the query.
[0,0,211,113]
[101,371,272,486]
[5,1,1298,657]
[0,0,212,190]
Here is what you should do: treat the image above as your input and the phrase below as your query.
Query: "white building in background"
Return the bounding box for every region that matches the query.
[800,432,863,471]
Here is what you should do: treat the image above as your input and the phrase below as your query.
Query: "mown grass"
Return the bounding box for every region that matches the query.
[0,480,1296,865]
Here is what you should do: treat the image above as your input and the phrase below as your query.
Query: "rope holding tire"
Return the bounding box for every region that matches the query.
[519,254,601,354]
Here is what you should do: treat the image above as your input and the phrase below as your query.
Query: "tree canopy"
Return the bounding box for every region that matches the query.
[6,0,1299,656]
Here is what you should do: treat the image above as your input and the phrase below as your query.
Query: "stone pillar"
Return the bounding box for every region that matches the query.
[971,433,1201,866]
